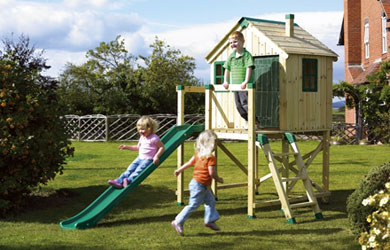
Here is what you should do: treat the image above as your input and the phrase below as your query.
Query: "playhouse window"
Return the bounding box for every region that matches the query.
[302,58,317,92]
[214,61,225,84]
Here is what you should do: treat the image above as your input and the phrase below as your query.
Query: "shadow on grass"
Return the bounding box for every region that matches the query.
[0,244,114,250]
[320,189,354,212]
[98,205,250,229]
[4,184,175,225]
[330,160,370,166]
[3,183,354,230]
[194,227,344,237]
[97,188,355,228]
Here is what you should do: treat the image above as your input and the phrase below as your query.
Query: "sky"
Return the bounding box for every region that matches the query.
[0,0,345,85]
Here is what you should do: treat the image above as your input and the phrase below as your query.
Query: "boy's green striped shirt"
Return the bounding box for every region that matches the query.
[223,48,254,84]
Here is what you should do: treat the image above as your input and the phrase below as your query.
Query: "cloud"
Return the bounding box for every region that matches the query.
[147,11,344,82]
[43,50,87,77]
[122,30,150,56]
[0,1,344,83]
[0,0,145,51]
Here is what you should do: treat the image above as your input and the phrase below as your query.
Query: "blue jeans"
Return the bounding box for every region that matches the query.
[116,157,153,184]
[175,179,220,226]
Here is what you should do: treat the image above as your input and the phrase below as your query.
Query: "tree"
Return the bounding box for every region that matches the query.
[137,38,203,114]
[333,60,390,143]
[58,36,204,115]
[0,35,74,216]
[58,35,140,114]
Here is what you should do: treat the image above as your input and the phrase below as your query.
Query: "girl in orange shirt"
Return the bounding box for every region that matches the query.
[171,130,224,236]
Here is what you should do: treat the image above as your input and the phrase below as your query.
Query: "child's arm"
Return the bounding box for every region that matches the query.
[240,67,253,90]
[223,69,230,89]
[118,144,139,151]
[152,140,165,166]
[174,156,196,177]
[208,165,224,183]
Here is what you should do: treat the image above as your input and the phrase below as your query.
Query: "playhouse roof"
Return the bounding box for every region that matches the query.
[205,17,338,63]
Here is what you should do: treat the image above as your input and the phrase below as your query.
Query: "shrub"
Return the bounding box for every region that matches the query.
[346,162,390,238]
[0,35,74,216]
[359,182,390,249]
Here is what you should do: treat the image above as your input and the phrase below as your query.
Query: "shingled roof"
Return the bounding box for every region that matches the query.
[206,17,338,63]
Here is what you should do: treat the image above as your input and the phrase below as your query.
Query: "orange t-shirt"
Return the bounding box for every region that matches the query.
[192,153,216,186]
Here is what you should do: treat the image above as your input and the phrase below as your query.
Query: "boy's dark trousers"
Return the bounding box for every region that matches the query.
[234,91,248,121]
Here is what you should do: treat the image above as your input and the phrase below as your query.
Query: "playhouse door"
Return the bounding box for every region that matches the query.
[253,56,279,128]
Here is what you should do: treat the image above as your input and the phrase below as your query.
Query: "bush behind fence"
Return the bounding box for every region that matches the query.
[63,114,389,144]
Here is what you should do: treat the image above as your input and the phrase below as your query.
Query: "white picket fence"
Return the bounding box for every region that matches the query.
[63,114,204,141]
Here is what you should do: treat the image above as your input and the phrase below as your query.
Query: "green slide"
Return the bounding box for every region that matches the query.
[59,124,204,230]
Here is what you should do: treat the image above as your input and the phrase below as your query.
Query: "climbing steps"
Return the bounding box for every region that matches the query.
[256,132,323,224]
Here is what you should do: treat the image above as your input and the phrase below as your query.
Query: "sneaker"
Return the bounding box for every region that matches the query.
[123,178,130,188]
[108,180,123,189]
[204,222,220,231]
[171,220,184,236]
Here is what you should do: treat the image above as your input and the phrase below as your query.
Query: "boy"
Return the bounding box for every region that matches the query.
[223,31,255,123]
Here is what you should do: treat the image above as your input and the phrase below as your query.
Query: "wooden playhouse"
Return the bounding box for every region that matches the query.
[176,14,338,222]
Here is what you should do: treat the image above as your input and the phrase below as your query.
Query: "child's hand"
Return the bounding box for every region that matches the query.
[240,82,247,90]
[218,177,224,184]
[153,156,160,166]
[174,170,180,177]
[223,82,229,90]
[118,144,126,150]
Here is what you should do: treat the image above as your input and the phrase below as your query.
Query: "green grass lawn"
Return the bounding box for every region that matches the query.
[1,140,389,250]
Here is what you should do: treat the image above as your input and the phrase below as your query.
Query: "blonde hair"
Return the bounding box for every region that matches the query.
[136,116,159,134]
[195,130,217,158]
[230,31,245,42]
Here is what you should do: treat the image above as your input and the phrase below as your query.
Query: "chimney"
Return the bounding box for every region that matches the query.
[285,14,294,37]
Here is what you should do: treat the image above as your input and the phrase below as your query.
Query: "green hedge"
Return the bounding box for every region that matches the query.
[346,162,390,237]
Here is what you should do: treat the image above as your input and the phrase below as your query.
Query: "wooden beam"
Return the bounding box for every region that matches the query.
[182,86,205,93]
[211,93,233,128]
[253,191,331,208]
[247,85,256,217]
[176,87,185,205]
[217,141,248,175]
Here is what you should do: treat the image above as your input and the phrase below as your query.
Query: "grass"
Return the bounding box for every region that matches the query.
[1,140,389,250]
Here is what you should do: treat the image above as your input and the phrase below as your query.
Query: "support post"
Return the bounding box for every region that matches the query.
[205,85,218,197]
[282,138,289,194]
[247,84,256,218]
[322,130,330,203]
[255,145,259,194]
[176,85,185,205]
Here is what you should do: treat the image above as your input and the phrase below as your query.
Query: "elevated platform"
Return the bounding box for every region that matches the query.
[214,128,330,141]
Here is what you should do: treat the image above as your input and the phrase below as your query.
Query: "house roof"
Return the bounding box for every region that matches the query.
[381,0,390,17]
[206,17,338,63]
[337,18,344,46]
[351,62,381,84]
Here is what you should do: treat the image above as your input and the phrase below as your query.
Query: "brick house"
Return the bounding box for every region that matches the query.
[338,0,390,124]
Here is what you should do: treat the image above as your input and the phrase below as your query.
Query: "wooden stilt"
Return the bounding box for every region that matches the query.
[247,84,256,218]
[176,86,185,205]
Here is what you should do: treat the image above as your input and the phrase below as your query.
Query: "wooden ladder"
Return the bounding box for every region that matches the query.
[256,133,323,224]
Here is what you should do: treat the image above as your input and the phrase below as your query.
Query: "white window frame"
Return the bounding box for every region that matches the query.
[364,20,369,59]
[382,13,387,54]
